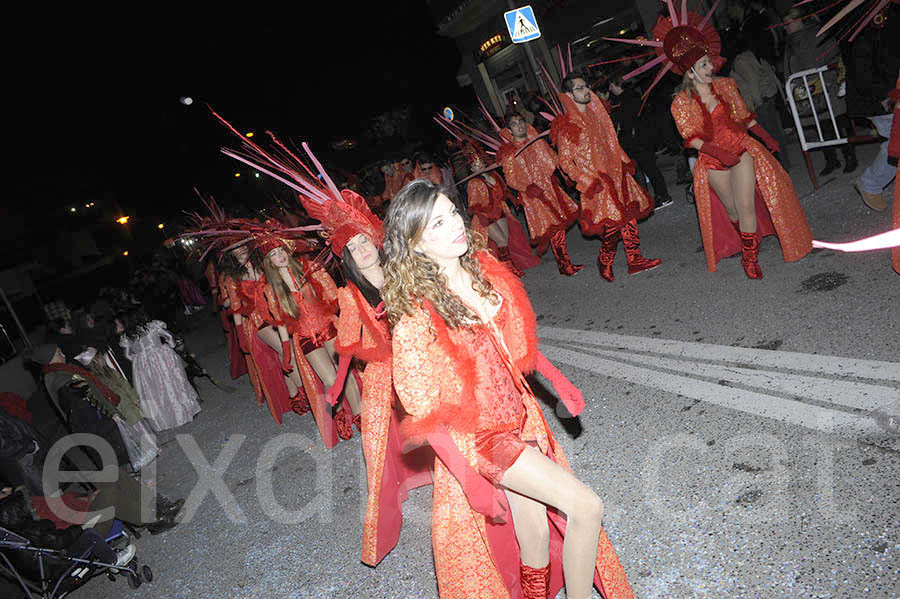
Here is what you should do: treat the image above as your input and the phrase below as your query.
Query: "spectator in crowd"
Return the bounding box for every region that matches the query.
[608,76,673,208]
[731,32,791,170]
[843,3,899,210]
[783,7,857,176]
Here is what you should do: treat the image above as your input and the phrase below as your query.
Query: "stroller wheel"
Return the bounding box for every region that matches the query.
[128,572,143,589]
[142,565,153,583]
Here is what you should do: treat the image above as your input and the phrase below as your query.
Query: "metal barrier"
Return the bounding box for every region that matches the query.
[785,66,846,190]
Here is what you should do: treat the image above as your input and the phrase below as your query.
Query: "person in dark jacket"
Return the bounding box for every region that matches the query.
[608,77,673,208]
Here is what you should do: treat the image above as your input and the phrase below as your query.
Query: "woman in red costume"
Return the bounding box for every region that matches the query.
[464,145,540,277]
[221,243,297,424]
[259,236,362,444]
[295,181,432,565]
[382,180,632,599]
[664,13,811,277]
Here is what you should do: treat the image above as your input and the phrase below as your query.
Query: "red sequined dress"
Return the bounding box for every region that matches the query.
[461,301,536,485]
[264,263,346,447]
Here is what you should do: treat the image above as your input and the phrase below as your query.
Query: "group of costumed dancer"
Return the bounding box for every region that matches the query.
[175,5,897,597]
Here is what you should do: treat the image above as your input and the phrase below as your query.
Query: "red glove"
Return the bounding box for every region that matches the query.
[699,142,741,167]
[584,178,604,198]
[525,184,545,201]
[281,339,293,373]
[749,124,779,154]
[237,330,250,353]
[623,160,636,176]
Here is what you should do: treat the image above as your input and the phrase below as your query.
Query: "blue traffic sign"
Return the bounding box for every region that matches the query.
[443,106,454,121]
[504,5,541,44]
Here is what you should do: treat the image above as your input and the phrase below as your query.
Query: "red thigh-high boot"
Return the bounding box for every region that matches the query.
[596,222,620,282]
[739,231,763,279]
[497,245,525,277]
[520,562,550,599]
[550,230,584,275]
[621,219,662,275]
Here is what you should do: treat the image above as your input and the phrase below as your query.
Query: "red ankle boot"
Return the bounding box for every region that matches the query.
[550,230,584,276]
[497,245,525,277]
[290,388,310,415]
[335,408,354,440]
[621,219,661,275]
[519,562,550,599]
[739,231,763,279]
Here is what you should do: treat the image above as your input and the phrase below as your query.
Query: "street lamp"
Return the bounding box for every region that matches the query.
[116,216,130,225]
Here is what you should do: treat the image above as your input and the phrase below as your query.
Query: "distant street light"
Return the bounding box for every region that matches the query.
[158,223,165,229]
[179,96,194,106]
[116,216,130,225]
[123,251,129,256]
[245,132,255,138]
[234,172,241,178]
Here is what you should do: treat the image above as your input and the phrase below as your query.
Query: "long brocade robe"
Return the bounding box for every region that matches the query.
[671,77,813,271]
[497,126,579,254]
[333,283,431,565]
[391,252,633,599]
[552,92,653,236]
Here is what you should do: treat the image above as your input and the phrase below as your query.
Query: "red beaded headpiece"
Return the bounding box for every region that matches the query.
[604,0,724,103]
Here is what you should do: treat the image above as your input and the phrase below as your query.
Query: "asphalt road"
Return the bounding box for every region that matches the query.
[71,141,898,599]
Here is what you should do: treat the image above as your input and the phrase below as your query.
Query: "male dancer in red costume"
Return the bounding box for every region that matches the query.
[553,73,661,282]
[497,113,583,275]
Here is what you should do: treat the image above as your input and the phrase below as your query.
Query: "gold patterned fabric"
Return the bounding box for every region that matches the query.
[498,126,579,253]
[554,92,653,235]
[670,77,813,271]
[335,284,430,565]
[391,252,633,599]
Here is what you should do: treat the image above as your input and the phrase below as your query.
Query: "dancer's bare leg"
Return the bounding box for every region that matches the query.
[707,168,737,221]
[487,219,510,247]
[730,152,757,233]
[499,446,604,599]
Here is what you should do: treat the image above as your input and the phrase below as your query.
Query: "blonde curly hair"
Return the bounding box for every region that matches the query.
[382,180,498,328]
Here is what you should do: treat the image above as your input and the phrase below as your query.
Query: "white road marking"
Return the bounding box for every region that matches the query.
[537,326,900,447]
[564,342,900,413]
[538,327,900,383]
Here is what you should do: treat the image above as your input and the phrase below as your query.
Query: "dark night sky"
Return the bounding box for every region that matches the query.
[13,3,463,223]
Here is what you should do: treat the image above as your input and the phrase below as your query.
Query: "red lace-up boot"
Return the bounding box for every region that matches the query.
[739,231,763,279]
[519,562,550,599]
[550,230,583,275]
[335,408,354,440]
[497,245,524,277]
[290,388,310,415]
[596,223,621,282]
[621,219,661,275]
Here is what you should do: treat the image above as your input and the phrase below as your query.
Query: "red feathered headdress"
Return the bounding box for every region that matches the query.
[299,189,383,255]
[211,109,382,259]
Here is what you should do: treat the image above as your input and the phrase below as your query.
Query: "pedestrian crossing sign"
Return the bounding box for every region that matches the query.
[504,5,541,44]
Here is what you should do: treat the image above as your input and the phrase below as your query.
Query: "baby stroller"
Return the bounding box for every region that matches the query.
[0,519,153,598]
